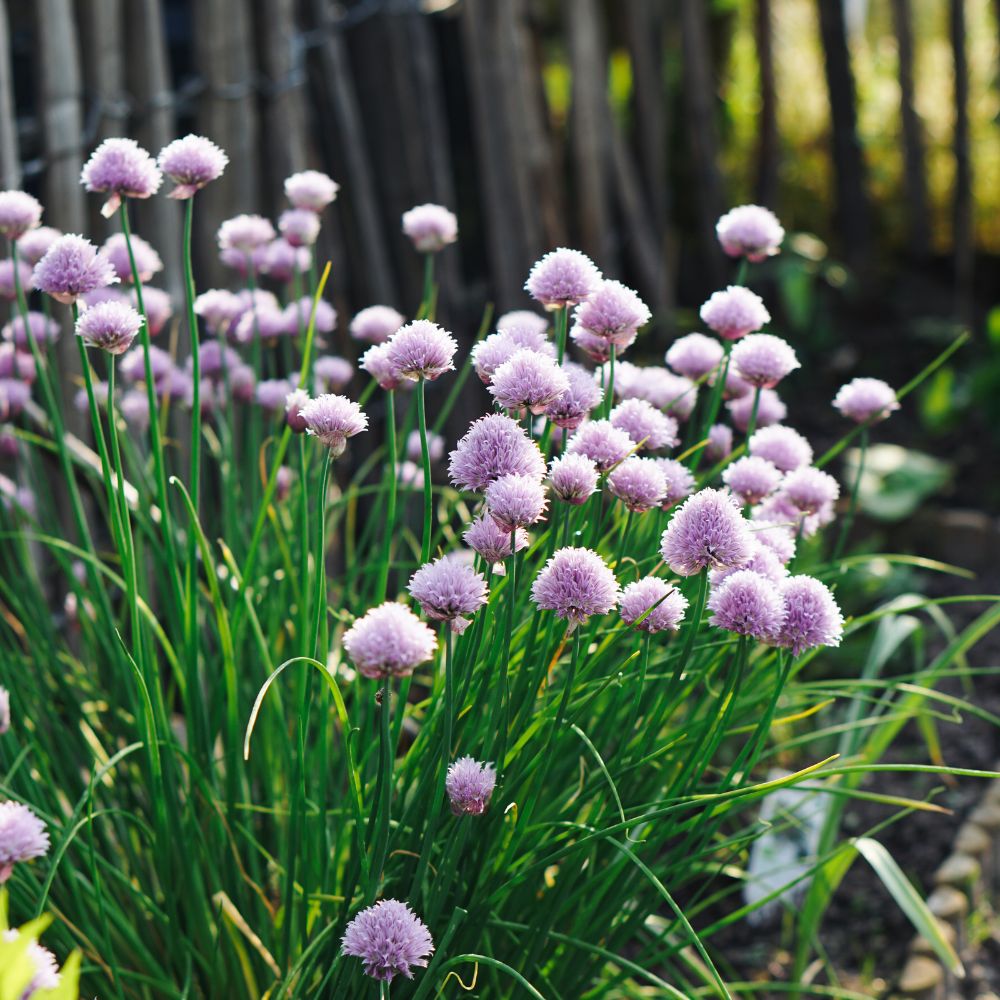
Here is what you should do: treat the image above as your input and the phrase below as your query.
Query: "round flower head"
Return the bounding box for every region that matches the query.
[255,378,294,412]
[76,300,144,355]
[654,458,696,509]
[119,389,150,428]
[544,362,603,430]
[608,456,667,513]
[732,334,800,389]
[532,546,620,629]
[80,137,162,216]
[32,234,119,304]
[755,491,833,539]
[285,170,339,212]
[623,367,698,421]
[660,487,754,576]
[0,191,42,240]
[716,204,785,261]
[775,575,844,655]
[399,462,424,492]
[157,134,228,198]
[16,226,61,267]
[753,519,797,564]
[573,279,651,346]
[385,320,457,382]
[194,288,243,335]
[409,555,488,634]
[610,398,678,451]
[0,344,35,382]
[708,569,786,641]
[720,367,753,401]
[217,214,276,255]
[195,340,241,380]
[727,387,787,432]
[666,332,725,380]
[571,323,623,363]
[496,310,548,337]
[313,356,353,393]
[283,296,337,335]
[342,602,437,679]
[748,425,813,472]
[285,388,309,433]
[101,232,162,284]
[449,413,545,492]
[463,513,528,573]
[361,343,405,391]
[566,419,634,473]
[710,538,789,589]
[0,258,32,301]
[781,466,840,515]
[406,429,445,464]
[833,377,900,424]
[350,305,405,345]
[0,801,49,882]
[472,327,555,385]
[486,473,548,531]
[278,207,321,247]
[723,456,782,506]
[120,343,174,384]
[299,394,367,457]
[134,286,173,337]
[699,286,770,341]
[549,453,599,505]
[258,238,311,283]
[620,578,688,634]
[489,349,569,414]
[402,203,458,253]
[2,312,59,350]
[341,898,434,983]
[0,379,30,419]
[0,686,8,734]
[234,304,289,344]
[706,423,734,463]
[525,247,602,310]
[446,756,497,815]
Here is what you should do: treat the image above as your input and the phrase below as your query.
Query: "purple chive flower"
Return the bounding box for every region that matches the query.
[278,208,321,248]
[710,539,789,589]
[217,214,276,255]
[408,555,488,634]
[2,929,61,994]
[119,389,150,428]
[727,387,787,431]
[610,398,679,451]
[0,801,49,882]
[781,466,840,515]
[342,602,437,679]
[0,426,17,458]
[120,344,173,384]
[571,324,620,363]
[341,899,434,983]
[463,513,529,573]
[100,232,162,284]
[700,286,770,341]
[472,327,555,385]
[234,305,289,344]
[285,388,309,433]
[566,419,634,473]
[525,248,602,310]
[258,238,311,283]
[32,234,119,305]
[133,286,173,337]
[607,456,667,512]
[706,423,734,463]
[361,343,405,391]
[313,356,353,393]
[2,312,59,349]
[573,279,651,347]
[549,453,599,505]
[385,320,457,382]
[531,546,621,629]
[720,367,753,400]
[723,456,782,506]
[401,203,458,252]
[486,473,548,531]
[446,757,497,815]
[755,492,833,539]
[0,686,8,733]
[774,576,844,655]
[275,465,295,503]
[620,578,688,634]
[194,289,243,335]
[0,379,30,419]
[833,377,900,424]
[731,333,800,388]
[716,204,785,261]
[80,137,162,216]
[76,300,144,355]
[194,340,242,379]
[0,258,33,301]
[660,488,754,576]
[708,569,786,640]
[489,349,569,414]
[654,458,696,510]
[544,362,603,431]
[299,394,367,456]
[285,170,339,212]
[0,191,42,240]
[16,226,61,267]
[753,519,797,564]
[0,344,35,382]
[255,378,294,412]
[665,332,725,380]
[283,296,337,335]
[350,305,405,345]
[449,413,545,492]
[622,367,698,421]
[406,429,445,464]
[157,134,228,198]
[748,425,813,472]
[496,310,548,337]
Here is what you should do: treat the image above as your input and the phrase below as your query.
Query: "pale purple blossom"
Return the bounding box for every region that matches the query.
[80,137,162,216]
[571,324,621,363]
[544,362,603,430]
[342,603,437,679]
[620,578,688,633]
[665,332,725,380]
[489,349,569,414]
[312,356,353,393]
[449,413,545,492]
[700,286,770,341]
[299,394,367,455]
[2,312,59,349]
[350,305,405,345]
[119,389,150,429]
[216,214,276,255]
[722,456,782,506]
[2,929,61,994]
[708,569,785,640]
[0,801,49,882]
[619,366,698,421]
[753,520,797,564]
[408,556,488,634]
[731,334,800,388]
[361,343,405,391]
[610,398,678,451]
[76,300,144,355]
[496,310,548,337]
[525,248,602,310]
[716,204,784,261]
[385,320,457,381]
[486,473,549,531]
[549,453,599,505]
[406,429,445,464]
[660,488,754,576]
[566,419,634,473]
[531,546,621,628]
[720,367,753,400]
[283,296,337,335]
[607,456,667,512]
[573,279,651,347]
[781,466,840,515]
[833,377,900,424]
[0,258,33,301]
[194,340,242,379]
[706,424,734,463]
[774,576,844,655]
[710,540,788,588]
[748,425,813,472]
[463,513,529,572]
[32,235,119,305]
[16,226,61,267]
[755,492,833,539]
[120,344,174,384]
[194,289,243,335]
[0,344,35,383]
[278,208,321,247]
[727,387,787,431]
[285,170,339,212]
[0,191,42,240]
[446,757,497,815]
[234,305,289,344]
[653,458,696,509]
[0,379,30,419]
[101,232,162,285]
[258,238,311,283]
[401,203,458,252]
[472,327,555,384]
[133,286,173,337]
[285,388,309,433]
[256,378,294,412]
[157,134,228,198]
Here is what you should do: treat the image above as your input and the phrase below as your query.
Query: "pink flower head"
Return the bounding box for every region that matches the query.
[258,238,310,283]
[549,453,599,505]
[0,801,49,882]
[299,394,367,456]
[532,546,620,629]
[402,203,458,252]
[408,555,488,634]
[722,456,782,506]
[610,398,679,451]
[706,423,734,463]
[781,466,840,515]
[101,232,162,285]
[449,413,545,492]
[699,286,770,341]
[16,226,61,267]
[544,362,603,430]
[571,323,623,363]
[361,343,405,391]
[774,575,844,655]
[486,473,548,530]
[0,687,8,733]
[342,602,437,679]
[285,170,339,212]
[80,137,162,216]
[157,134,228,198]
[833,377,899,424]
[446,757,497,815]
[463,513,529,572]
[283,296,337,335]
[217,214,276,255]
[731,333,800,388]
[488,349,569,414]
[255,378,294,412]
[472,327,554,385]
[727,387,787,431]
[660,487,754,576]
[133,286,173,337]
[350,305,405,345]
[566,419,634,473]
[608,456,668,512]
[76,300,145,355]
[229,363,258,403]
[278,208,321,247]
[708,569,786,640]
[716,204,785,261]
[525,248,602,310]
[285,388,309,433]
[385,320,457,382]
[496,310,548,337]
[313,356,353,393]
[342,898,434,983]
[0,258,32,301]
[653,458,696,509]
[2,312,59,350]
[572,279,651,347]
[620,578,688,634]
[748,425,813,472]
[0,379,30,419]
[32,235,120,305]
[0,191,42,240]
[666,332,725,380]
[406,429,445,464]
[194,288,244,335]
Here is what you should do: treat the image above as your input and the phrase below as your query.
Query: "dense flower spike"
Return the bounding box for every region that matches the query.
[32,235,119,304]
[463,513,529,573]
[610,398,679,450]
[544,362,603,430]
[341,899,434,982]
[699,286,770,341]
[723,456,782,506]
[385,320,457,381]
[660,488,754,576]
[727,388,787,431]
[80,137,162,216]
[620,578,688,633]
[216,214,276,255]
[102,232,162,284]
[549,453,599,505]
[531,546,621,628]
[409,555,488,634]
[731,334,800,388]
[157,134,228,198]
[2,312,60,349]
[350,305,405,344]
[449,413,545,492]
[486,473,549,531]
[608,457,668,513]
[446,757,497,815]
[833,377,900,423]
[489,349,569,414]
[566,419,634,473]
[573,279,651,346]
[748,425,813,472]
[0,190,42,239]
[342,602,437,679]
[16,226,61,267]
[0,686,8,733]
[285,170,339,212]
[299,394,367,457]
[708,569,786,640]
[716,204,785,261]
[654,458,697,509]
[278,208,321,247]
[0,801,49,882]
[666,332,725,380]
[76,300,145,355]
[775,576,845,654]
[525,248,602,310]
[402,203,457,252]
[781,466,841,514]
